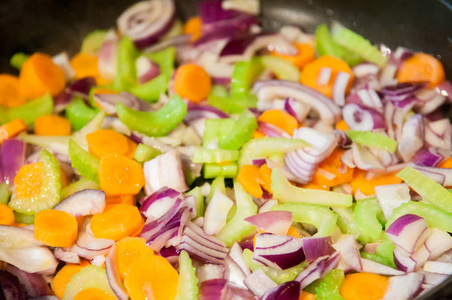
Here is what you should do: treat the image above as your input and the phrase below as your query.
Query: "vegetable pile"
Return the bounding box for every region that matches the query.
[1,0,452,299]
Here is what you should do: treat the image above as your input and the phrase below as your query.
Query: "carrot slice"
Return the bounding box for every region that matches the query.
[125,138,138,159]
[439,157,452,168]
[397,52,445,88]
[300,55,354,98]
[174,64,212,103]
[270,43,315,70]
[287,226,300,238]
[124,254,179,300]
[335,119,350,131]
[51,264,85,299]
[312,149,354,187]
[258,109,299,136]
[115,237,155,280]
[350,169,402,196]
[70,52,105,84]
[237,165,263,198]
[340,272,389,300]
[19,53,65,99]
[74,288,116,300]
[0,74,26,108]
[257,163,272,192]
[0,203,15,225]
[98,154,145,196]
[253,131,265,139]
[34,209,78,247]
[105,194,136,206]
[0,119,27,144]
[299,291,316,300]
[184,16,202,41]
[34,115,72,136]
[90,204,143,241]
[14,162,43,198]
[87,129,131,158]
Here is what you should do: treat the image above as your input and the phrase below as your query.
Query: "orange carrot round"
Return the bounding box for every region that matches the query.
[0,203,15,225]
[125,138,138,159]
[300,55,354,98]
[335,119,350,131]
[34,115,71,136]
[0,74,26,108]
[51,264,85,299]
[14,161,43,197]
[258,109,299,136]
[98,154,145,196]
[124,254,179,300]
[439,157,452,169]
[257,163,272,193]
[0,119,28,144]
[115,237,154,280]
[74,288,116,300]
[299,291,316,300]
[312,149,354,187]
[286,226,300,238]
[397,52,445,88]
[105,194,136,206]
[70,53,101,81]
[87,129,131,158]
[350,169,402,196]
[34,209,78,247]
[340,272,389,300]
[174,63,212,103]
[90,204,143,241]
[184,16,203,41]
[270,43,315,70]
[237,164,263,198]
[19,53,65,99]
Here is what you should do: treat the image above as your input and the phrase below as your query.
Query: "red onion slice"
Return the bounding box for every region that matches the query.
[295,255,328,289]
[425,228,452,260]
[52,52,75,82]
[53,247,80,264]
[53,189,106,218]
[136,56,161,84]
[0,247,58,275]
[93,92,150,115]
[343,103,386,131]
[0,270,26,300]
[244,269,277,297]
[386,214,430,255]
[184,104,229,123]
[317,67,332,85]
[66,77,96,100]
[332,235,362,272]
[1,139,27,185]
[4,264,48,298]
[398,114,424,162]
[382,272,423,300]
[0,225,43,249]
[105,244,129,300]
[139,187,182,219]
[375,183,411,220]
[302,237,335,262]
[98,30,119,81]
[332,71,350,107]
[244,211,292,235]
[361,257,405,275]
[261,280,300,300]
[284,97,310,122]
[436,80,452,102]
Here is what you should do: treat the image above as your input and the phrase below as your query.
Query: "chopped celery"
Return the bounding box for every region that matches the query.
[207,176,226,204]
[218,109,257,150]
[216,182,258,246]
[203,162,237,179]
[174,251,198,300]
[145,47,176,80]
[0,183,11,205]
[116,95,186,137]
[134,143,162,163]
[386,200,452,233]
[231,57,263,97]
[376,233,396,268]
[315,24,362,66]
[331,22,388,67]
[8,150,62,214]
[68,139,100,184]
[129,74,168,103]
[202,118,235,147]
[209,85,229,98]
[81,29,107,54]
[193,148,239,163]
[397,166,452,214]
[261,55,300,81]
[14,212,35,224]
[360,252,394,268]
[208,94,258,114]
[315,269,345,300]
[185,187,205,217]
[19,134,70,157]
[61,177,100,200]
[273,203,338,237]
[72,111,105,149]
[239,137,309,166]
[10,52,29,70]
[272,169,353,208]
[113,36,139,91]
[333,206,362,239]
[66,97,98,131]
[346,130,397,153]
[353,197,383,241]
[1,93,53,126]
[242,249,307,284]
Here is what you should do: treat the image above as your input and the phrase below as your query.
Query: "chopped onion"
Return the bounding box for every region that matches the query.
[284,97,310,122]
[332,72,350,107]
[332,235,362,272]
[382,272,423,300]
[52,52,75,82]
[0,270,26,300]
[93,92,150,115]
[317,67,332,85]
[361,258,404,276]
[4,264,48,298]
[98,30,119,80]
[53,247,80,264]
[0,247,58,275]
[261,280,300,300]
[257,121,290,138]
[105,245,129,300]
[375,183,411,220]
[398,114,424,162]
[302,237,335,262]
[436,80,452,102]
[352,63,379,78]
[0,225,43,249]
[136,56,161,84]
[244,269,276,297]
[423,261,452,275]
[66,77,96,100]
[425,228,452,260]
[244,211,292,235]
[184,104,229,123]
[1,139,27,185]
[343,103,386,131]
[139,187,182,219]
[386,214,430,255]
[53,189,105,217]
[203,191,233,235]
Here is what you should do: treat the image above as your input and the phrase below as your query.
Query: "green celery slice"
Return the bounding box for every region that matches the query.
[174,251,198,300]
[134,143,162,163]
[203,118,235,147]
[113,36,139,91]
[375,233,396,268]
[315,269,345,300]
[185,187,205,217]
[346,130,397,153]
[145,47,176,80]
[10,52,29,70]
[207,176,226,204]
[2,93,53,126]
[353,197,383,240]
[219,109,257,150]
[81,30,107,54]
[0,183,11,205]
[66,97,98,131]
[193,148,239,163]
[203,162,237,179]
[68,139,100,184]
[261,55,300,81]
[231,57,263,97]
[13,212,35,225]
[129,74,168,103]
[208,94,258,114]
[360,252,394,268]
[61,177,100,200]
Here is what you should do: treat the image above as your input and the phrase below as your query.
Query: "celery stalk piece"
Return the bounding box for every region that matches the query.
[360,252,394,268]
[113,36,139,91]
[216,182,258,246]
[203,162,238,179]
[207,176,226,204]
[0,183,11,205]
[273,202,338,237]
[231,57,263,97]
[261,55,300,81]
[219,109,257,150]
[239,137,310,167]
[116,95,187,137]
[133,143,162,163]
[375,233,396,268]
[1,93,53,126]
[13,212,35,225]
[129,74,167,103]
[8,150,62,214]
[397,166,452,213]
[19,133,70,157]
[208,94,258,114]
[61,177,100,200]
[68,139,100,184]
[66,97,98,131]
[81,30,108,54]
[346,130,397,153]
[315,269,345,300]
[202,118,235,147]
[193,148,239,163]
[10,52,30,70]
[353,197,383,240]
[185,187,205,217]
[174,251,198,300]
[272,169,353,208]
[145,47,176,80]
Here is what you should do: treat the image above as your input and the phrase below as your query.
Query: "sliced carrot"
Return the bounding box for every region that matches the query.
[74,288,116,300]
[115,237,154,280]
[60,165,69,188]
[87,129,131,158]
[105,194,136,206]
[312,149,354,187]
[258,109,299,136]
[299,291,316,300]
[270,43,315,70]
[124,255,179,300]
[51,264,85,299]
[335,119,350,131]
[340,272,389,300]
[0,74,26,108]
[0,119,27,144]
[98,154,145,196]
[0,204,15,225]
[287,226,300,238]
[397,52,445,88]
[34,209,78,247]
[14,162,43,197]
[439,157,452,169]
[300,55,354,98]
[184,16,202,41]
[237,165,263,198]
[125,138,138,159]
[34,115,71,136]
[257,163,272,192]
[19,53,65,99]
[253,131,265,139]
[70,52,109,85]
[174,63,212,103]
[90,204,143,241]
[350,169,402,196]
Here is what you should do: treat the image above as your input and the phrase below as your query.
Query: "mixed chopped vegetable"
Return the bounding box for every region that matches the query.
[1,0,452,299]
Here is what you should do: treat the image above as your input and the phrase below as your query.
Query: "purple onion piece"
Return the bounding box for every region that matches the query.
[0,270,26,300]
[159,246,180,264]
[139,187,181,217]
[284,97,310,122]
[105,245,129,300]
[1,139,27,185]
[54,247,80,265]
[136,56,161,84]
[98,30,119,80]
[203,13,258,38]
[352,63,379,78]
[343,103,386,131]
[243,269,276,297]
[411,163,452,186]
[412,147,444,167]
[66,77,96,100]
[198,279,228,300]
[257,121,290,138]
[198,0,239,24]
[184,104,229,123]
[221,33,295,58]
[244,211,292,235]
[53,189,106,217]
[4,264,47,298]
[261,281,300,300]
[386,214,429,255]
[390,47,414,66]
[381,82,426,98]
[302,237,335,262]
[143,34,191,54]
[93,92,149,115]
[398,114,424,162]
[332,71,350,107]
[295,256,328,289]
